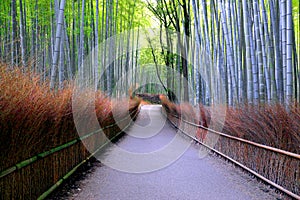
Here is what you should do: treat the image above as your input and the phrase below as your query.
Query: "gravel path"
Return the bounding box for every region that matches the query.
[49,105,285,200]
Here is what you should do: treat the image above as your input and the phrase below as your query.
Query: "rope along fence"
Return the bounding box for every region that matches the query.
[162,107,300,199]
[0,107,139,200]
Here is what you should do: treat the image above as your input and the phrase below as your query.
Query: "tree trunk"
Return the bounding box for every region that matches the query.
[59,27,64,89]
[280,0,287,99]
[181,0,190,102]
[50,0,66,89]
[220,0,237,104]
[242,0,253,103]
[270,0,284,102]
[253,0,265,103]
[19,0,26,68]
[78,0,85,81]
[286,0,293,103]
[11,0,17,67]
[95,0,99,91]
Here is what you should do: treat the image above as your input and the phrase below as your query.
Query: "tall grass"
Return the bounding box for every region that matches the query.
[0,65,140,171]
[161,96,300,154]
[222,104,300,154]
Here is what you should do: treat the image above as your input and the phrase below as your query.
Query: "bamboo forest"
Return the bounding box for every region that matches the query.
[0,0,300,199]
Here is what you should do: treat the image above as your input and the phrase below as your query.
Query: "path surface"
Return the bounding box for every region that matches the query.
[59,105,283,200]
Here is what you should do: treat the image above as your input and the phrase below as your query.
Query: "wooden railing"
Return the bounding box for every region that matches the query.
[0,107,139,200]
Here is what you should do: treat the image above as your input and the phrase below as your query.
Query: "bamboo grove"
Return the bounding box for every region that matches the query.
[0,0,149,91]
[0,0,299,106]
[147,0,299,105]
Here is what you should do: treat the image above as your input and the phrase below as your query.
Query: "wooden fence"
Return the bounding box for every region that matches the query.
[0,107,139,199]
[163,106,300,199]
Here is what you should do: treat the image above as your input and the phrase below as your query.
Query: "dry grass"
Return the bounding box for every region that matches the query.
[161,97,300,195]
[222,104,300,154]
[0,65,140,171]
[161,96,300,154]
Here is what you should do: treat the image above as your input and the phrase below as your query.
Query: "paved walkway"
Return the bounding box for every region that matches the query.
[65,105,282,200]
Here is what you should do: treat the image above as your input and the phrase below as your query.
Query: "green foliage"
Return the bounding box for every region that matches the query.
[139,48,164,65]
[0,0,150,44]
[293,0,299,52]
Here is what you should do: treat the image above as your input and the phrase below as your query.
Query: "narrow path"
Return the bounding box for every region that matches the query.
[62,105,282,200]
